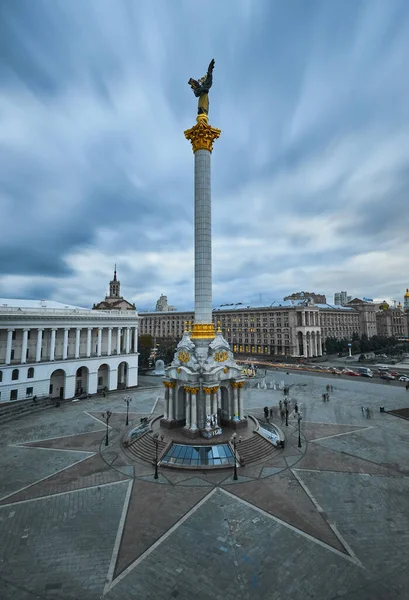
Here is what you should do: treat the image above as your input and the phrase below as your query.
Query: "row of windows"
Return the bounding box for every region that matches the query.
[0,367,34,383]
[1,387,34,402]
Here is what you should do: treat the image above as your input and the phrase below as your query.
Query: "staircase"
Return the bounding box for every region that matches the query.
[127,432,167,464]
[0,396,70,424]
[238,433,277,465]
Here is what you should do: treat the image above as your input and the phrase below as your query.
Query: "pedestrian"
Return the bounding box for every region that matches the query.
[330,384,334,392]
[264,406,269,420]
[279,400,283,411]
[294,402,298,413]
[361,406,365,417]
[326,393,330,401]
[322,393,326,402]
[280,410,285,423]
[269,407,273,419]
[366,407,370,419]
[406,383,409,392]
[326,384,330,392]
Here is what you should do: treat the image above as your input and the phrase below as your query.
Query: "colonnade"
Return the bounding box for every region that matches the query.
[297,330,322,357]
[162,380,245,431]
[2,325,138,365]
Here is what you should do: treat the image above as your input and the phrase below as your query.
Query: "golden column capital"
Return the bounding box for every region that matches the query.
[203,386,219,395]
[231,381,245,389]
[184,117,221,153]
[163,381,176,389]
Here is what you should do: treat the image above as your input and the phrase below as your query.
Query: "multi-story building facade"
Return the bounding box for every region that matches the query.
[0,299,139,403]
[139,298,373,358]
[376,307,409,338]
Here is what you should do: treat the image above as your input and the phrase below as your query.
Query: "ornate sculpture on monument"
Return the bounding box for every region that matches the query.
[188,59,215,117]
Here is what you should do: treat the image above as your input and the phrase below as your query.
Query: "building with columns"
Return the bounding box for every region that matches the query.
[0,299,139,403]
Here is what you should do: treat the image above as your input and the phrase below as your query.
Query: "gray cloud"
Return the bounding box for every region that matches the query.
[1,0,409,309]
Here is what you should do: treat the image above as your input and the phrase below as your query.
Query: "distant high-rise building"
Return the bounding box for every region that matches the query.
[334,291,348,306]
[155,294,176,312]
[284,291,326,304]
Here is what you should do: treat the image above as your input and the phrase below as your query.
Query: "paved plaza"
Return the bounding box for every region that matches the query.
[1,372,409,599]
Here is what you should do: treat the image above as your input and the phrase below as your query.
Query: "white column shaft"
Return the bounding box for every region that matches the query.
[117,328,121,355]
[75,328,81,359]
[185,393,191,427]
[191,393,197,430]
[97,328,102,356]
[36,329,43,362]
[233,387,239,418]
[63,328,69,360]
[21,329,29,363]
[133,327,138,352]
[238,388,244,419]
[194,149,212,324]
[125,328,130,354]
[50,329,56,361]
[5,329,13,364]
[86,329,92,358]
[107,328,112,356]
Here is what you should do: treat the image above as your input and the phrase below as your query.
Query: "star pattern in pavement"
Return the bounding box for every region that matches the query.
[0,410,401,596]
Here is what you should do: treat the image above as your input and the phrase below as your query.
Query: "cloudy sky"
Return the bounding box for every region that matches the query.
[1,0,409,311]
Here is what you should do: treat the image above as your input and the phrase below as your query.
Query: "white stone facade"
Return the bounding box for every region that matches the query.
[0,299,139,403]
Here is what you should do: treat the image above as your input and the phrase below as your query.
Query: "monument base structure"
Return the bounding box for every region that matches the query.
[160,326,247,438]
[160,61,248,438]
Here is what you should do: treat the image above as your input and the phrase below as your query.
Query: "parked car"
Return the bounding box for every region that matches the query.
[346,370,360,376]
[380,373,395,380]
[399,376,409,382]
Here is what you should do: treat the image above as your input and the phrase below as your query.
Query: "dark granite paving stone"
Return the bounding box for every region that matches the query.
[0,454,129,505]
[300,422,369,441]
[87,411,142,430]
[222,472,347,553]
[114,480,210,578]
[296,443,398,476]
[23,429,105,452]
[176,477,213,487]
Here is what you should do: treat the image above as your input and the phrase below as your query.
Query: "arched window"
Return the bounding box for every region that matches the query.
[27,367,34,379]
[0,371,2,382]
[12,369,19,381]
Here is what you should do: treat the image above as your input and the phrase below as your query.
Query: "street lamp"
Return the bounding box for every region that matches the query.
[153,432,164,480]
[297,412,303,448]
[101,410,112,446]
[123,395,132,426]
[231,433,242,480]
[285,407,289,427]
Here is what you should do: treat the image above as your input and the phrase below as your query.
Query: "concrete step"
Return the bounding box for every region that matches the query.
[238,434,277,465]
[128,433,167,464]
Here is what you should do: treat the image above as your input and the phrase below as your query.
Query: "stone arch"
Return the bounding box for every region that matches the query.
[220,385,230,422]
[97,363,109,391]
[75,366,89,395]
[50,369,66,399]
[176,385,186,423]
[117,361,128,390]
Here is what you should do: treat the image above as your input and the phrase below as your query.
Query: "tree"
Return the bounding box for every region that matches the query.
[138,334,153,369]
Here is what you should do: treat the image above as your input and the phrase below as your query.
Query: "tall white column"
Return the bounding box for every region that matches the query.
[190,388,198,431]
[63,328,69,360]
[232,385,239,419]
[184,388,191,428]
[302,312,306,326]
[133,327,138,352]
[86,328,92,358]
[117,327,121,355]
[193,149,212,325]
[107,327,112,356]
[21,329,29,364]
[75,328,81,359]
[97,327,102,357]
[36,328,43,362]
[5,329,14,364]
[50,328,56,361]
[125,327,130,354]
[163,387,169,420]
[238,385,244,419]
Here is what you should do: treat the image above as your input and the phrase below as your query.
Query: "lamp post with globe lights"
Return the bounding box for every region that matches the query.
[101,410,112,446]
[123,395,132,426]
[297,412,303,448]
[153,432,164,480]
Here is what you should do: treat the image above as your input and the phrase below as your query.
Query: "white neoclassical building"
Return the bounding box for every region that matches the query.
[0,299,139,403]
